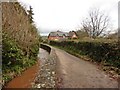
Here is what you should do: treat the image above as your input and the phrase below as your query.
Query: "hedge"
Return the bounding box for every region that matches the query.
[40,44,51,53]
[2,34,39,85]
[50,41,120,69]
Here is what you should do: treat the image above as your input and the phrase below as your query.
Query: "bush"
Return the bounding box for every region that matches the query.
[2,34,24,66]
[29,43,39,60]
[2,34,39,85]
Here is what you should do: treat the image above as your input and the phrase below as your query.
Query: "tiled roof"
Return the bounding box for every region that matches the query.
[49,31,69,37]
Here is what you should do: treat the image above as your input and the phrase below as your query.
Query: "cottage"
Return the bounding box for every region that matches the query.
[48,30,78,41]
[69,31,78,39]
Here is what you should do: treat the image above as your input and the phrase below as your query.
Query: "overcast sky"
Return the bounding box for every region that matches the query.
[19,0,119,36]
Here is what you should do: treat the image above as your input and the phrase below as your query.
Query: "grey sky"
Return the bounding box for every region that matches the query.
[19,0,119,36]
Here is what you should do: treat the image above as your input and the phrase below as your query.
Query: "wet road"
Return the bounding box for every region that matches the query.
[38,48,49,64]
[54,48,118,88]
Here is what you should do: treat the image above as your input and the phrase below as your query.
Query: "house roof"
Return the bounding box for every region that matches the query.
[69,31,77,37]
[49,31,69,37]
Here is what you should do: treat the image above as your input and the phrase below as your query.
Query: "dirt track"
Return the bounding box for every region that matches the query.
[54,48,118,88]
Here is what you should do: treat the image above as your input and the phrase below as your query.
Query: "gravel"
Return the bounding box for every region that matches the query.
[32,48,57,88]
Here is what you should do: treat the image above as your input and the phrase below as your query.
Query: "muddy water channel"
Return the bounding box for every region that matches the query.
[32,48,56,88]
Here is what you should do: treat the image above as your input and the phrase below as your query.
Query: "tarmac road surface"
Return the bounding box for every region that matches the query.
[54,47,118,88]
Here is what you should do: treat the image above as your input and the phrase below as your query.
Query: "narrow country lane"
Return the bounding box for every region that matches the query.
[54,47,118,88]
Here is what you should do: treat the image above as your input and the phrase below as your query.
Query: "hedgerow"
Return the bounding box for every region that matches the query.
[50,41,120,70]
[2,34,39,85]
[2,2,40,86]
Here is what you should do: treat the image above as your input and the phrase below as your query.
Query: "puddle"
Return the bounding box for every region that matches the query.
[38,48,49,65]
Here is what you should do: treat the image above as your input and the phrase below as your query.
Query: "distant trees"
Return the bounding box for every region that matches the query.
[76,29,89,39]
[81,8,110,39]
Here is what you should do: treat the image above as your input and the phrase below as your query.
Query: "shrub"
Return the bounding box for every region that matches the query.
[2,34,24,66]
[2,34,39,85]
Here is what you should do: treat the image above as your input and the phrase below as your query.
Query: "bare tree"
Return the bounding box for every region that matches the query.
[82,8,110,39]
